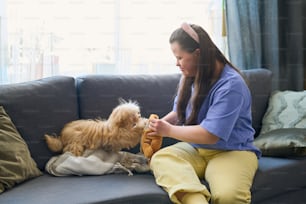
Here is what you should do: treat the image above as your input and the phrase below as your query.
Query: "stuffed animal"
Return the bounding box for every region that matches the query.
[141,114,163,160]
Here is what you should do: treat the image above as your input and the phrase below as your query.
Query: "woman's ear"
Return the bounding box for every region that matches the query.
[194,48,200,57]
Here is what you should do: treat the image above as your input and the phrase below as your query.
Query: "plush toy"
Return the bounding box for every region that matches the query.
[141,114,163,160]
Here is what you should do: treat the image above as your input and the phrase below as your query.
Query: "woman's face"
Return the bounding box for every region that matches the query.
[171,41,199,77]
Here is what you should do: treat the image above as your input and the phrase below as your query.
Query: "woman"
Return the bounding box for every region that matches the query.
[148,23,261,204]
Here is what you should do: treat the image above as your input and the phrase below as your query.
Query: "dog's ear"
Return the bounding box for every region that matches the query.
[109,108,132,128]
[110,108,141,129]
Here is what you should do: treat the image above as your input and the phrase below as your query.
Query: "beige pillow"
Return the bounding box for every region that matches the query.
[260,90,306,135]
[0,106,42,193]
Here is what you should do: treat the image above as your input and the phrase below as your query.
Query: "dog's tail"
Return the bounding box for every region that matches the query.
[44,134,63,152]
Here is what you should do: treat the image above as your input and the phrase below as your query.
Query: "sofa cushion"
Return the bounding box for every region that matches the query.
[253,188,306,204]
[254,128,306,157]
[0,106,42,193]
[260,90,306,135]
[0,174,172,204]
[0,76,79,170]
[252,157,306,203]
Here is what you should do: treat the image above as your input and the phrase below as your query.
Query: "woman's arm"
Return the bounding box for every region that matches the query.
[167,124,219,144]
[149,119,219,145]
[161,111,178,125]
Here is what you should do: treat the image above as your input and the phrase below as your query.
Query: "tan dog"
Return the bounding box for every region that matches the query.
[45,100,147,156]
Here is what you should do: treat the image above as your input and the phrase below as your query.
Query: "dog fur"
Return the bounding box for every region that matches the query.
[45,100,147,156]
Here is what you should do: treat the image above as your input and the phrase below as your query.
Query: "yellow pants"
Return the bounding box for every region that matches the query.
[150,142,258,204]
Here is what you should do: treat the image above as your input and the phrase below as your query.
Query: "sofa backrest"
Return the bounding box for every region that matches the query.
[0,76,79,170]
[241,68,272,136]
[0,68,272,167]
[77,74,180,120]
[76,68,272,151]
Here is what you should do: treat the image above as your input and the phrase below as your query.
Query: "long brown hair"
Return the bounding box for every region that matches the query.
[170,24,240,125]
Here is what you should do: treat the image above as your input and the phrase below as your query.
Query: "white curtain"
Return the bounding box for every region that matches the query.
[2,0,226,84]
[0,0,8,84]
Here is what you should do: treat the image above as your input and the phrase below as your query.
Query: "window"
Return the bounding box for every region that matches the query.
[1,0,226,84]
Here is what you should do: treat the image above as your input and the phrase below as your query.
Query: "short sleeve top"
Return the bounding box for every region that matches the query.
[173,64,261,158]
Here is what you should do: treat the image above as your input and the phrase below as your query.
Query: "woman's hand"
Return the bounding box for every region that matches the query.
[148,118,219,144]
[148,118,172,137]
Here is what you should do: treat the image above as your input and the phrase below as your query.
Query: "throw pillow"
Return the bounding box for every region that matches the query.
[260,90,306,135]
[254,128,306,157]
[0,106,42,193]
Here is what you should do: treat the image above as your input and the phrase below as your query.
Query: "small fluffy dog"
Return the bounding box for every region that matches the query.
[45,100,147,156]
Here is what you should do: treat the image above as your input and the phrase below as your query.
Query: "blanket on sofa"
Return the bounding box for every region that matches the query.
[45,149,150,176]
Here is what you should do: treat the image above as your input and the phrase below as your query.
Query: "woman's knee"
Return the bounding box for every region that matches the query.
[150,146,176,170]
[211,188,251,204]
[150,143,198,168]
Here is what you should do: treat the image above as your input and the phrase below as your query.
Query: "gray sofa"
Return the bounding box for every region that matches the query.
[0,69,305,204]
